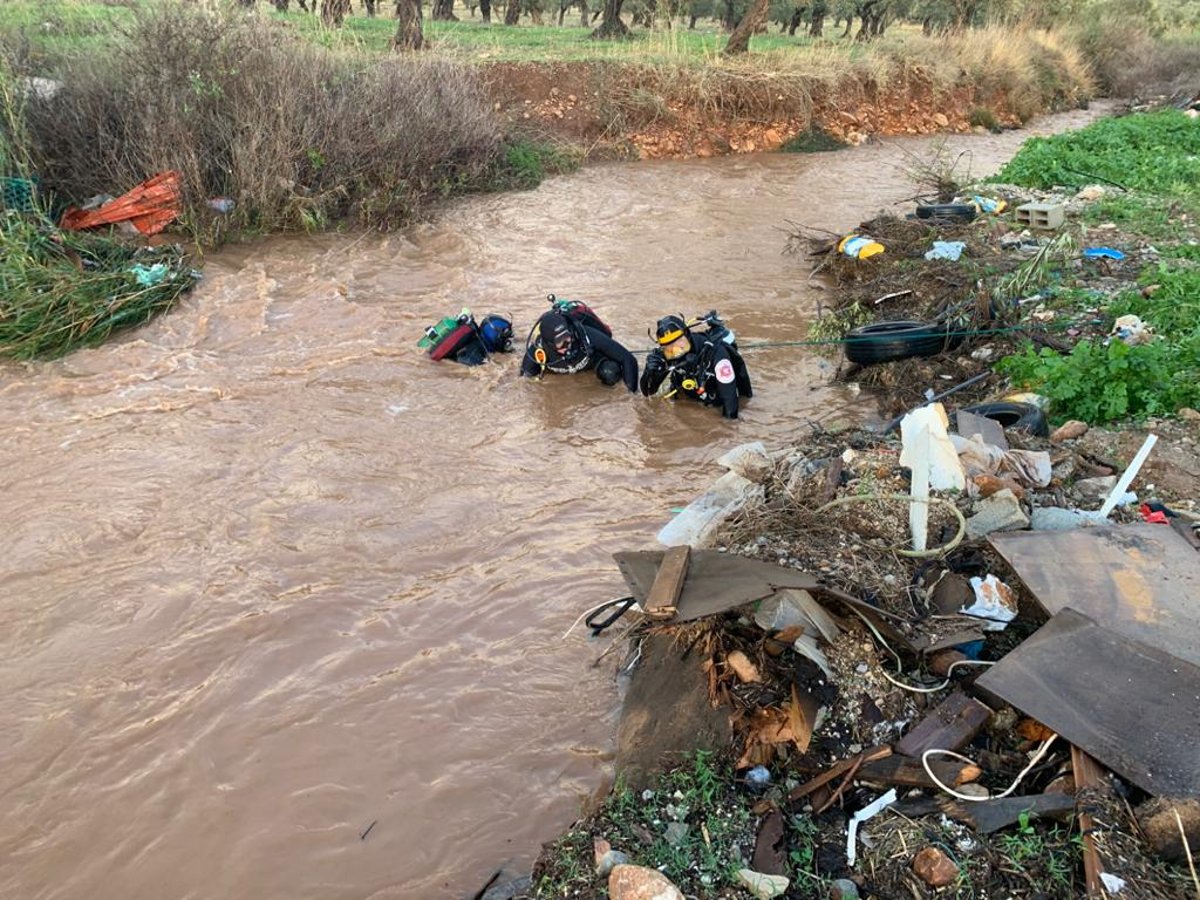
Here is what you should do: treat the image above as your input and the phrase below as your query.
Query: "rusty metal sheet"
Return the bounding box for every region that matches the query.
[988,524,1200,666]
[977,608,1200,797]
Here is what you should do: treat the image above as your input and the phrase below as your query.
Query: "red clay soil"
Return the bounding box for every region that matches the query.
[480,61,1028,159]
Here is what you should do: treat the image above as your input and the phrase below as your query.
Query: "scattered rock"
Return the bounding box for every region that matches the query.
[1136,797,1200,864]
[664,821,690,846]
[973,473,1024,500]
[479,874,532,900]
[726,649,762,683]
[965,489,1029,538]
[930,573,972,615]
[955,782,991,799]
[594,837,631,877]
[829,878,860,900]
[608,864,685,900]
[933,112,949,127]
[912,846,959,887]
[735,868,790,900]
[1075,184,1107,202]
[1051,420,1089,442]
[1073,475,1118,505]
[1179,407,1200,422]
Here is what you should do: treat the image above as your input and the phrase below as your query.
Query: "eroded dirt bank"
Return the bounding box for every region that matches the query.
[482,60,1087,160]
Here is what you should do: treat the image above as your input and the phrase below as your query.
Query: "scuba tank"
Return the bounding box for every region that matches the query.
[418,308,471,351]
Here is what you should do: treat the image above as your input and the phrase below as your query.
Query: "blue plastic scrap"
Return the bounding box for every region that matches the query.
[129,263,170,286]
[925,241,966,262]
[1083,247,1125,260]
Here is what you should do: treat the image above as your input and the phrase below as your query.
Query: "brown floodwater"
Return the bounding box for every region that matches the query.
[0,104,1109,900]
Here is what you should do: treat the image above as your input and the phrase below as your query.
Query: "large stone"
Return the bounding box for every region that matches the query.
[609,865,685,900]
[716,441,773,482]
[1073,475,1118,505]
[829,878,860,900]
[1050,420,1089,442]
[735,868,790,900]
[965,489,1029,538]
[912,846,959,887]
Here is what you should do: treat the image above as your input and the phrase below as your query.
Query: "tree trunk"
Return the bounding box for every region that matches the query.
[273,0,290,10]
[480,0,491,21]
[239,0,257,7]
[720,0,736,30]
[688,13,697,27]
[786,6,804,36]
[504,0,521,24]
[840,14,852,37]
[722,0,769,54]
[394,0,426,48]
[364,0,377,13]
[433,0,457,20]
[589,0,629,38]
[322,0,350,25]
[808,9,823,34]
[579,0,588,26]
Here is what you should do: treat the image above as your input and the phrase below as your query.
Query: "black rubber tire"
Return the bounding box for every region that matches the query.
[844,320,959,365]
[916,203,977,222]
[956,401,1050,438]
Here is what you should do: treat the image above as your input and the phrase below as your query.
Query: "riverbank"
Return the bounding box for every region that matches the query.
[518,107,1200,900]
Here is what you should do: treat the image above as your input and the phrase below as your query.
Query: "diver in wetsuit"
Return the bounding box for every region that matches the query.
[420,311,514,366]
[520,298,638,392]
[639,312,752,419]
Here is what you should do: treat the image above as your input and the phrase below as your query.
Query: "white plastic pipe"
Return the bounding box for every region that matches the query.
[1098,433,1158,519]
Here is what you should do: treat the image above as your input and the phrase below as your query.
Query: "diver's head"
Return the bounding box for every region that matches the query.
[654,314,691,361]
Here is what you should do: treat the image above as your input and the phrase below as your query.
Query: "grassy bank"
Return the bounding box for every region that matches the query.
[991,110,1200,424]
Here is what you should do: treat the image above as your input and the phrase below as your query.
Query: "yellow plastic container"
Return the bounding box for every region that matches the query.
[838,233,885,260]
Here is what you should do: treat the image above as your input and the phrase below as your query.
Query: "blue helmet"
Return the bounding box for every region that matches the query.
[479,315,514,353]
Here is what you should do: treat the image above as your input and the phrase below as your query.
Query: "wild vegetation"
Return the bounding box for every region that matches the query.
[992,110,1200,424]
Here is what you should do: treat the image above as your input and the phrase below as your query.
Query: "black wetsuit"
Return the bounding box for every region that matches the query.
[639,329,752,418]
[521,321,639,392]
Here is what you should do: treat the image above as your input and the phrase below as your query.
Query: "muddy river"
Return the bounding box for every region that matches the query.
[0,104,1108,899]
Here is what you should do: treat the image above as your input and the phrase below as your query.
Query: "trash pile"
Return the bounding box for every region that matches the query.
[530,405,1200,900]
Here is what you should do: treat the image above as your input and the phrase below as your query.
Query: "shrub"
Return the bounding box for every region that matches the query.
[14,4,504,240]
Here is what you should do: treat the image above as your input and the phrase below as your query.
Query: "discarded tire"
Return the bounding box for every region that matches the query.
[956,401,1050,437]
[844,320,959,365]
[916,203,977,222]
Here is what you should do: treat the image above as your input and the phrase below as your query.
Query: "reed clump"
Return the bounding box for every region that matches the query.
[0,211,196,359]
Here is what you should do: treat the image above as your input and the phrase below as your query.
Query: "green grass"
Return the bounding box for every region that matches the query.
[0,210,197,359]
[276,10,823,63]
[0,0,137,68]
[991,109,1200,197]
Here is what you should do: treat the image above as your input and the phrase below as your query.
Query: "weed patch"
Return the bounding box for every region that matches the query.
[0,211,195,359]
[991,109,1200,196]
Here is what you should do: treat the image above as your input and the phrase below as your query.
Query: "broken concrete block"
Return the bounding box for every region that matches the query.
[1029,506,1100,531]
[965,489,1029,538]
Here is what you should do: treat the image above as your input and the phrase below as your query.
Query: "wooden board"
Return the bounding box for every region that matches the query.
[977,608,1200,797]
[893,793,1075,834]
[1072,745,1108,898]
[643,545,689,619]
[615,550,823,624]
[988,524,1200,667]
[858,754,981,789]
[895,691,992,758]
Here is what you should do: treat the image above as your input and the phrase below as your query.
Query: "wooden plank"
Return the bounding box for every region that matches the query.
[978,608,1200,797]
[643,545,690,619]
[892,793,1075,834]
[614,550,823,623]
[955,409,1009,449]
[988,524,1200,666]
[895,691,993,758]
[1072,745,1108,899]
[858,754,981,788]
[787,746,891,803]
